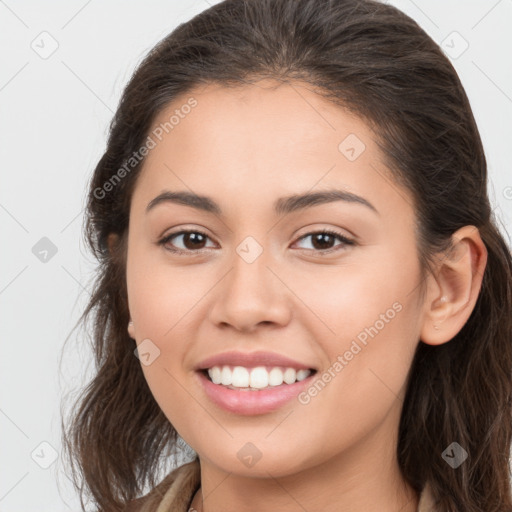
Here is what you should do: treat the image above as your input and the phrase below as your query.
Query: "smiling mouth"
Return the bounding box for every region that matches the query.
[200,365,317,391]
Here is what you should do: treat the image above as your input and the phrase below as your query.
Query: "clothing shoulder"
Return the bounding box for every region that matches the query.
[124,459,201,512]
[417,482,437,512]
[124,462,435,512]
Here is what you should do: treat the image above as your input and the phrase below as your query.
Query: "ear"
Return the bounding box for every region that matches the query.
[127,320,136,339]
[107,233,119,256]
[107,233,134,338]
[420,225,488,345]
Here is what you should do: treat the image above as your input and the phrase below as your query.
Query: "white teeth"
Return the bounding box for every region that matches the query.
[206,365,312,389]
[296,369,310,381]
[220,366,232,386]
[283,368,296,384]
[268,367,284,386]
[231,366,249,387]
[249,367,268,389]
[209,366,222,384]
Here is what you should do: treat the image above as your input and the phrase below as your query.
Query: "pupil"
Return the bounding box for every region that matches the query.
[181,233,336,251]
[185,232,206,249]
[313,233,333,250]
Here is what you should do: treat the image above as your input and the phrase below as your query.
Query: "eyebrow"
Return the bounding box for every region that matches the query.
[146,189,379,216]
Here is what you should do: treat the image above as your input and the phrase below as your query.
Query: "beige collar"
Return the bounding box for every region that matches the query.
[417,482,436,512]
[143,459,436,512]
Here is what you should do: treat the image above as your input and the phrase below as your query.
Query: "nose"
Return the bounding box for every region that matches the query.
[208,247,292,333]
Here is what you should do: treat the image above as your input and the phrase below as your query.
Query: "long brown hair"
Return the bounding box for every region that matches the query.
[61,0,512,510]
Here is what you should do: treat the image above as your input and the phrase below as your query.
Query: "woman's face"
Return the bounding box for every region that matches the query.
[126,79,427,478]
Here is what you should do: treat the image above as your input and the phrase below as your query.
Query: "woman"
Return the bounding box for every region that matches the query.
[62,0,512,510]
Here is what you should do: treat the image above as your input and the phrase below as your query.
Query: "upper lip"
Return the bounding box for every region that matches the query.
[195,351,316,371]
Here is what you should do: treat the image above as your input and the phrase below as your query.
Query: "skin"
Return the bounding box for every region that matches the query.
[120,78,487,512]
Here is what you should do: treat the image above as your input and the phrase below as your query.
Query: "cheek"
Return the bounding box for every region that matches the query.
[290,301,419,468]
[125,245,215,423]
[126,242,211,339]
[289,245,420,346]
[291,248,420,420]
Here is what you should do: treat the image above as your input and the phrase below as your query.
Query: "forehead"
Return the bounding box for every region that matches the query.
[148,78,374,165]
[132,78,413,224]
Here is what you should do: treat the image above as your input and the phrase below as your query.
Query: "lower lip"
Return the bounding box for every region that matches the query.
[196,371,315,415]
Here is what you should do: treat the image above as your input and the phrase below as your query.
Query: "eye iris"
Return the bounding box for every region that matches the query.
[183,232,207,250]
[166,230,345,252]
[312,233,335,250]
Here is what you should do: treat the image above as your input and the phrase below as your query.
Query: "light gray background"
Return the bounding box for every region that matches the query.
[1,1,511,510]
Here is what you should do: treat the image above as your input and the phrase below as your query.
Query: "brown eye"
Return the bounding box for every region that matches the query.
[159,230,214,254]
[294,230,355,253]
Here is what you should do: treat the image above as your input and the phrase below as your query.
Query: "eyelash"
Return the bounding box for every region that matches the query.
[157,229,355,256]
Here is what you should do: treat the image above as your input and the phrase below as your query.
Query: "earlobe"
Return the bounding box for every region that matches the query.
[420,225,488,346]
[128,320,135,339]
[432,295,449,330]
